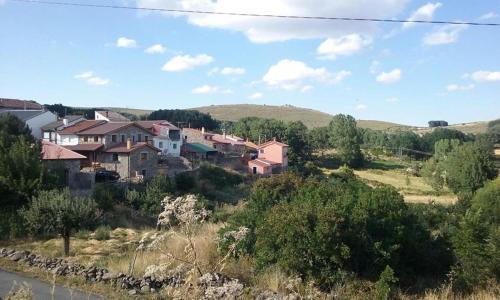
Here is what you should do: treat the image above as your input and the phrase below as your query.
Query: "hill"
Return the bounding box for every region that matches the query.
[193,104,409,130]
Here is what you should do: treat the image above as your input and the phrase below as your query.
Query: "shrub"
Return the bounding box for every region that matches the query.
[175,172,196,192]
[74,229,91,240]
[94,225,111,241]
[92,183,124,212]
[373,266,398,300]
[199,164,243,189]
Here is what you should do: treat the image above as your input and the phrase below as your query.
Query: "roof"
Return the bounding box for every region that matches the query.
[104,142,160,153]
[212,134,245,145]
[249,158,280,167]
[78,122,132,135]
[257,140,289,149]
[41,115,85,131]
[95,111,130,122]
[184,143,218,153]
[245,141,259,150]
[0,110,46,122]
[183,128,214,135]
[0,98,43,110]
[41,140,86,160]
[136,120,180,130]
[63,144,104,151]
[57,120,106,135]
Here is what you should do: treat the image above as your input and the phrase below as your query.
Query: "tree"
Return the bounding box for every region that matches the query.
[21,189,99,256]
[147,109,219,130]
[444,142,497,194]
[283,121,310,166]
[308,126,330,154]
[329,114,363,167]
[421,128,469,152]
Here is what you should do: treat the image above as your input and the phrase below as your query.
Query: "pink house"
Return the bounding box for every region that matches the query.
[248,139,289,175]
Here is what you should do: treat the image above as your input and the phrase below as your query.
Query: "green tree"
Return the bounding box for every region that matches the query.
[329,114,363,167]
[141,175,174,215]
[308,126,330,154]
[21,189,99,256]
[283,121,310,166]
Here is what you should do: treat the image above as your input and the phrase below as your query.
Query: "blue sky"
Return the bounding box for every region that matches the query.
[0,0,499,126]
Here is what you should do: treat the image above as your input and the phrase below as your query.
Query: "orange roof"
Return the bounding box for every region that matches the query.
[41,141,86,160]
[248,158,280,167]
[257,140,288,149]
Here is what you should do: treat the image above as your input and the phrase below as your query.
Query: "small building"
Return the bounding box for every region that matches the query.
[136,120,182,157]
[95,110,130,122]
[248,139,289,175]
[41,140,87,188]
[98,141,159,180]
[42,115,86,143]
[181,143,218,160]
[0,110,57,139]
[182,128,245,155]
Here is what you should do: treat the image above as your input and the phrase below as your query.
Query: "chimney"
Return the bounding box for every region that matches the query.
[201,127,205,134]
[62,118,68,127]
[106,111,109,117]
[273,137,277,141]
[127,138,132,150]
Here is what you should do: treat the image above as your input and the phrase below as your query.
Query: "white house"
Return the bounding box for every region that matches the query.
[95,110,130,122]
[0,110,57,139]
[42,115,86,143]
[55,120,107,145]
[136,121,182,157]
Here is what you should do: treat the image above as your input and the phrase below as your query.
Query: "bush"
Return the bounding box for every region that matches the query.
[199,164,243,189]
[94,225,111,241]
[92,183,124,212]
[175,172,196,192]
[74,229,91,240]
[373,266,398,300]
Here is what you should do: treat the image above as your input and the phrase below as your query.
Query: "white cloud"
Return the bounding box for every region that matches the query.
[479,12,498,20]
[192,85,232,94]
[162,54,214,72]
[136,0,409,43]
[369,60,381,74]
[316,34,371,60]
[301,85,314,93]
[423,24,468,45]
[356,104,368,111]
[145,44,166,54]
[262,59,349,90]
[220,67,246,75]
[386,97,399,103]
[74,71,93,79]
[248,92,263,99]
[403,2,442,29]
[446,84,475,92]
[470,71,500,82]
[376,69,402,83]
[74,71,110,86]
[116,37,138,48]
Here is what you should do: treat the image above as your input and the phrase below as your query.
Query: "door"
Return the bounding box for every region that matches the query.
[252,167,257,174]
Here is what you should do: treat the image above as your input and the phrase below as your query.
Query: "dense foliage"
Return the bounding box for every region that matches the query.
[147,109,219,130]
[329,114,364,167]
[45,103,96,119]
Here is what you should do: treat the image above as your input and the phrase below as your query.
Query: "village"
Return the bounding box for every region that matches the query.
[1,98,290,192]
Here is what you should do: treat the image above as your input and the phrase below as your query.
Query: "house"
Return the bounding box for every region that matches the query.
[41,140,87,188]
[99,140,160,180]
[0,98,43,110]
[63,121,159,180]
[95,110,130,122]
[181,143,218,160]
[182,128,245,155]
[248,139,289,175]
[136,120,182,157]
[0,109,57,139]
[56,120,106,145]
[42,115,86,143]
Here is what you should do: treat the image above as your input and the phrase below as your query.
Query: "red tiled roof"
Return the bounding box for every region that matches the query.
[0,98,42,110]
[64,144,104,151]
[42,140,86,160]
[57,120,106,134]
[248,159,280,167]
[104,142,159,153]
[257,140,289,149]
[78,122,132,135]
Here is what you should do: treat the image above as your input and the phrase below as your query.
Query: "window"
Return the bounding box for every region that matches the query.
[173,143,177,149]
[121,135,126,143]
[260,149,264,154]
[138,134,142,142]
[145,135,149,142]
[159,142,163,149]
[141,169,147,177]
[112,153,119,162]
[83,136,88,142]
[111,135,117,142]
[132,135,136,142]
[94,136,99,142]
[140,152,148,161]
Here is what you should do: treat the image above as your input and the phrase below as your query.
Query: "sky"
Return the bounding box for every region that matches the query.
[0,0,499,126]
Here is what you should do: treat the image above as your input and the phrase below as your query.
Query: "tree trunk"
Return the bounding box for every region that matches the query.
[63,232,70,256]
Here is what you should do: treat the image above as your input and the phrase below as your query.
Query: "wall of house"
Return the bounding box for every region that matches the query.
[79,135,104,144]
[26,111,57,139]
[44,159,85,189]
[56,134,79,145]
[248,162,271,175]
[258,144,288,165]
[102,126,153,149]
[153,137,181,157]
[97,148,158,180]
[183,130,216,149]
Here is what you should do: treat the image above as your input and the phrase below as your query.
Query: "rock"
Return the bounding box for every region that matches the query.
[9,251,28,262]
[128,289,138,296]
[141,285,150,293]
[102,272,113,281]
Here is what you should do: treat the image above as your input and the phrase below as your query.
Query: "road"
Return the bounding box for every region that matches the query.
[0,269,105,300]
